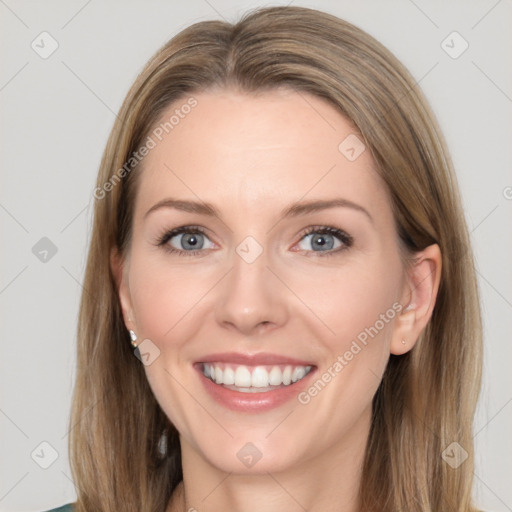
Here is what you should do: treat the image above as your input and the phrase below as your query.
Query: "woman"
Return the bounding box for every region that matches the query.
[45,5,483,512]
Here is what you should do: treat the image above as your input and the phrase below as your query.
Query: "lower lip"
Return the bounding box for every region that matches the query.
[196,365,316,413]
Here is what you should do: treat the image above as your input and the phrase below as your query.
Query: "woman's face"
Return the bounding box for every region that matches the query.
[117,87,413,474]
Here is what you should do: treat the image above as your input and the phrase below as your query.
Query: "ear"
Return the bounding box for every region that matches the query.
[391,243,442,355]
[110,247,136,332]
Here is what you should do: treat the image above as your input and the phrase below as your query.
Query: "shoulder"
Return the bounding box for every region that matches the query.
[41,504,75,512]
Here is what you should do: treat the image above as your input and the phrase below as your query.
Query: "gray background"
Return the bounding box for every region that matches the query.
[1,1,511,511]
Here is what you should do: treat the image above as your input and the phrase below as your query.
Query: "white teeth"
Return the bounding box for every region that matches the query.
[202,363,312,389]
[268,366,282,386]
[282,366,292,385]
[291,366,306,383]
[251,366,269,388]
[223,366,235,385]
[234,366,252,387]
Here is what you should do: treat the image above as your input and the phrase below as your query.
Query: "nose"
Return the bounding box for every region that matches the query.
[214,244,289,337]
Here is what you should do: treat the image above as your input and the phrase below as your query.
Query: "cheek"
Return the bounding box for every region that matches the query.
[128,255,213,341]
[292,261,401,437]
[291,255,402,359]
[126,256,211,433]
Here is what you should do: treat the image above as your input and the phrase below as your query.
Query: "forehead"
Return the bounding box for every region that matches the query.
[134,88,390,223]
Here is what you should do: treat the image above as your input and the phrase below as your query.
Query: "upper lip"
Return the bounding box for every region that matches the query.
[196,352,315,367]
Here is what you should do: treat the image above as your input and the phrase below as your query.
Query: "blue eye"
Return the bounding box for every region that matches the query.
[155,225,353,257]
[157,226,214,256]
[296,226,353,256]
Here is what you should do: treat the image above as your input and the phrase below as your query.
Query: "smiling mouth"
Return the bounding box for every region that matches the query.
[200,362,314,393]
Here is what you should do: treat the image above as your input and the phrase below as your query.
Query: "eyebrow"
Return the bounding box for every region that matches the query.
[144,197,373,224]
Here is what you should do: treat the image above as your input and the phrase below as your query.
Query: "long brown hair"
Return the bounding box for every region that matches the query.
[69,6,483,511]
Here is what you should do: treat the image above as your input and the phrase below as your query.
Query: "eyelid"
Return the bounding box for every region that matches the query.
[155,224,353,257]
[291,225,353,256]
[155,225,214,256]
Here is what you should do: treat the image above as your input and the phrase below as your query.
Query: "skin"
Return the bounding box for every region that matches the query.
[111,87,441,512]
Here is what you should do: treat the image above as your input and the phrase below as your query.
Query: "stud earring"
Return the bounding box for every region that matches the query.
[401,339,406,345]
[129,330,138,348]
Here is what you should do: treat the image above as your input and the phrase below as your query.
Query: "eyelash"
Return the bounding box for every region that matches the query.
[154,225,354,258]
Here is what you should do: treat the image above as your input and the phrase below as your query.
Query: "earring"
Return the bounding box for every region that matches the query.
[401,339,406,345]
[129,330,138,348]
